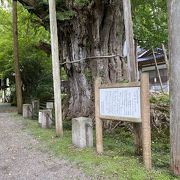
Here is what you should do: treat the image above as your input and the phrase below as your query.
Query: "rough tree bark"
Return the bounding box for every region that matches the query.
[168,0,180,176]
[18,0,127,118]
[12,0,23,114]
[58,0,126,118]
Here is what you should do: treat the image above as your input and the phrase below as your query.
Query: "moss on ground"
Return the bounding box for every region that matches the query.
[15,114,177,180]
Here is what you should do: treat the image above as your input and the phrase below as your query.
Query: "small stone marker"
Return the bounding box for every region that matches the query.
[32,100,39,119]
[46,102,54,109]
[23,104,32,118]
[72,117,93,148]
[38,110,43,126]
[41,110,52,129]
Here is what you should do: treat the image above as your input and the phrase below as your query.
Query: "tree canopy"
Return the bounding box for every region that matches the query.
[132,0,168,48]
[16,0,168,49]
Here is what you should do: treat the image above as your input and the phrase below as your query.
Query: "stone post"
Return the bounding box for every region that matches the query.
[41,110,52,129]
[38,110,43,126]
[46,102,54,109]
[72,117,93,148]
[32,100,39,119]
[23,104,32,118]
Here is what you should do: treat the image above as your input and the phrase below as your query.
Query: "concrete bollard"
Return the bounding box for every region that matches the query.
[72,117,93,148]
[23,104,32,118]
[38,110,43,126]
[32,100,39,119]
[46,102,54,109]
[41,110,52,129]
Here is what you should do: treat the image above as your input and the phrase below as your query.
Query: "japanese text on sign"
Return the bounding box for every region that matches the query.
[100,87,141,119]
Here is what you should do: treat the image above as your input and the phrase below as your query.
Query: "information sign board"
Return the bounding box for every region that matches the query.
[99,87,141,122]
[95,73,151,170]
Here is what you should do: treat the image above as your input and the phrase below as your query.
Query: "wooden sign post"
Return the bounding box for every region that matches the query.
[141,73,152,170]
[95,78,103,153]
[95,72,152,170]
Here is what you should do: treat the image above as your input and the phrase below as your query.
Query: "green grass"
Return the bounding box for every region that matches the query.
[15,114,177,180]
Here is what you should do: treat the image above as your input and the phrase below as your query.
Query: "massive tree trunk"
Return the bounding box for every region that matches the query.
[18,0,127,118]
[59,1,126,118]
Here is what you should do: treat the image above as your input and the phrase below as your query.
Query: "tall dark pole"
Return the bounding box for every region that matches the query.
[12,0,23,114]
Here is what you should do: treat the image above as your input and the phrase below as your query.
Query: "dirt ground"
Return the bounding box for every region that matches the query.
[0,104,90,180]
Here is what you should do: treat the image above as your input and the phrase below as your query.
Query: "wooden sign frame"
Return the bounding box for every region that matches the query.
[95,73,152,170]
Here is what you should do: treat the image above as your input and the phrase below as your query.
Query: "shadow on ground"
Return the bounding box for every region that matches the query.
[0,103,17,113]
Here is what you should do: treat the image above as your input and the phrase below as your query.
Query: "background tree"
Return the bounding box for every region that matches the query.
[12,0,23,113]
[132,0,168,48]
[0,6,14,77]
[0,2,53,104]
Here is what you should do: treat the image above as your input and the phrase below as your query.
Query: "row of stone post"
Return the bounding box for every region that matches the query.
[23,101,53,129]
[38,102,53,128]
[23,101,93,148]
[23,100,39,119]
[38,110,52,128]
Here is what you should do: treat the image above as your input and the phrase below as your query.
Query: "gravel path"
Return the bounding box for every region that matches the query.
[0,108,90,180]
[0,103,17,113]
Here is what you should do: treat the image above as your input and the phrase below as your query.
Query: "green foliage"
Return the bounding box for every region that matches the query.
[0,3,53,102]
[0,6,13,79]
[56,10,76,21]
[18,0,168,49]
[132,0,168,48]
[61,67,68,80]
[17,6,53,102]
[16,114,177,180]
[150,93,170,106]
[21,48,53,102]
[35,0,91,22]
[84,68,92,82]
[74,0,91,6]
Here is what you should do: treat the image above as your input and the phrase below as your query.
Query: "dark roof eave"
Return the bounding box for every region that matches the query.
[137,54,164,62]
